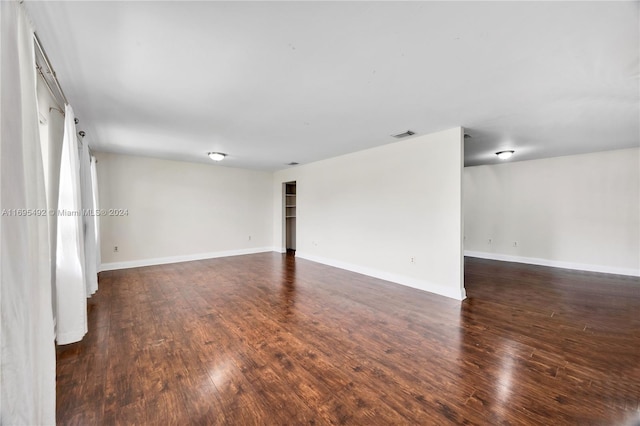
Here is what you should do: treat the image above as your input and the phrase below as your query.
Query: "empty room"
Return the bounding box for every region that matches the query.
[1,1,638,425]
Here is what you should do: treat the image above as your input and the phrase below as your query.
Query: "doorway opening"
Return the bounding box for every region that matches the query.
[284,181,296,254]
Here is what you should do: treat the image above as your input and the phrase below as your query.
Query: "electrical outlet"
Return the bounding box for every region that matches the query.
[114,246,118,252]
[248,235,251,241]
[513,241,518,247]
[488,239,492,245]
[410,257,415,264]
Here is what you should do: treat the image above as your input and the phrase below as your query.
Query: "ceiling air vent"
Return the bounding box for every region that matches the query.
[287,162,299,166]
[391,130,415,139]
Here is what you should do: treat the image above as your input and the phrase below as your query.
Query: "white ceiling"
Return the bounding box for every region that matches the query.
[25,1,639,170]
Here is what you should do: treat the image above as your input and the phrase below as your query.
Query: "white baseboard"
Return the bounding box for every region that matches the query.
[99,247,276,272]
[296,252,465,301]
[464,250,640,277]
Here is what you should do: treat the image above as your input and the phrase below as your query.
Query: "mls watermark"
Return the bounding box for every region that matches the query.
[2,209,129,217]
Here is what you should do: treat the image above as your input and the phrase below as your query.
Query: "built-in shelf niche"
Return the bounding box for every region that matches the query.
[285,182,296,250]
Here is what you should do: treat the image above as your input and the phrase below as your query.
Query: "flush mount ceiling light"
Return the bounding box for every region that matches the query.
[496,150,515,160]
[208,152,226,161]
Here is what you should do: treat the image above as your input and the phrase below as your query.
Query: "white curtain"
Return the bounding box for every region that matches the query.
[36,70,66,341]
[80,139,98,296]
[0,1,56,424]
[91,155,102,273]
[55,104,87,345]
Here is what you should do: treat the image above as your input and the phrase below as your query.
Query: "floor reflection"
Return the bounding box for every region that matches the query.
[279,252,297,320]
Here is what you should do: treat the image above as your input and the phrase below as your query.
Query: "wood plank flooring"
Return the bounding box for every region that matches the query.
[56,253,640,425]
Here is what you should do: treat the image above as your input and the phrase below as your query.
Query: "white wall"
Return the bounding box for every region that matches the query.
[273,128,465,300]
[464,148,640,276]
[96,153,274,269]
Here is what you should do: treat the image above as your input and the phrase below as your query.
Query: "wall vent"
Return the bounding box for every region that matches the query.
[287,162,299,166]
[391,130,415,139]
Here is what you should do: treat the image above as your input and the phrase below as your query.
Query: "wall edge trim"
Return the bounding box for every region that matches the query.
[296,251,465,301]
[99,247,276,272]
[464,250,640,277]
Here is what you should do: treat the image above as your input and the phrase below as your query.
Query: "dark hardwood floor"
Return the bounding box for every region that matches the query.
[56,253,640,425]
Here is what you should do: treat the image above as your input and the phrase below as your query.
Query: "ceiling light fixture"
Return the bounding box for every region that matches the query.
[496,150,514,160]
[208,152,226,161]
[391,130,415,139]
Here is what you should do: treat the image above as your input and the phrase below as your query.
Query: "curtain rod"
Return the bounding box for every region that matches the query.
[33,31,89,145]
[36,67,64,113]
[33,32,68,106]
